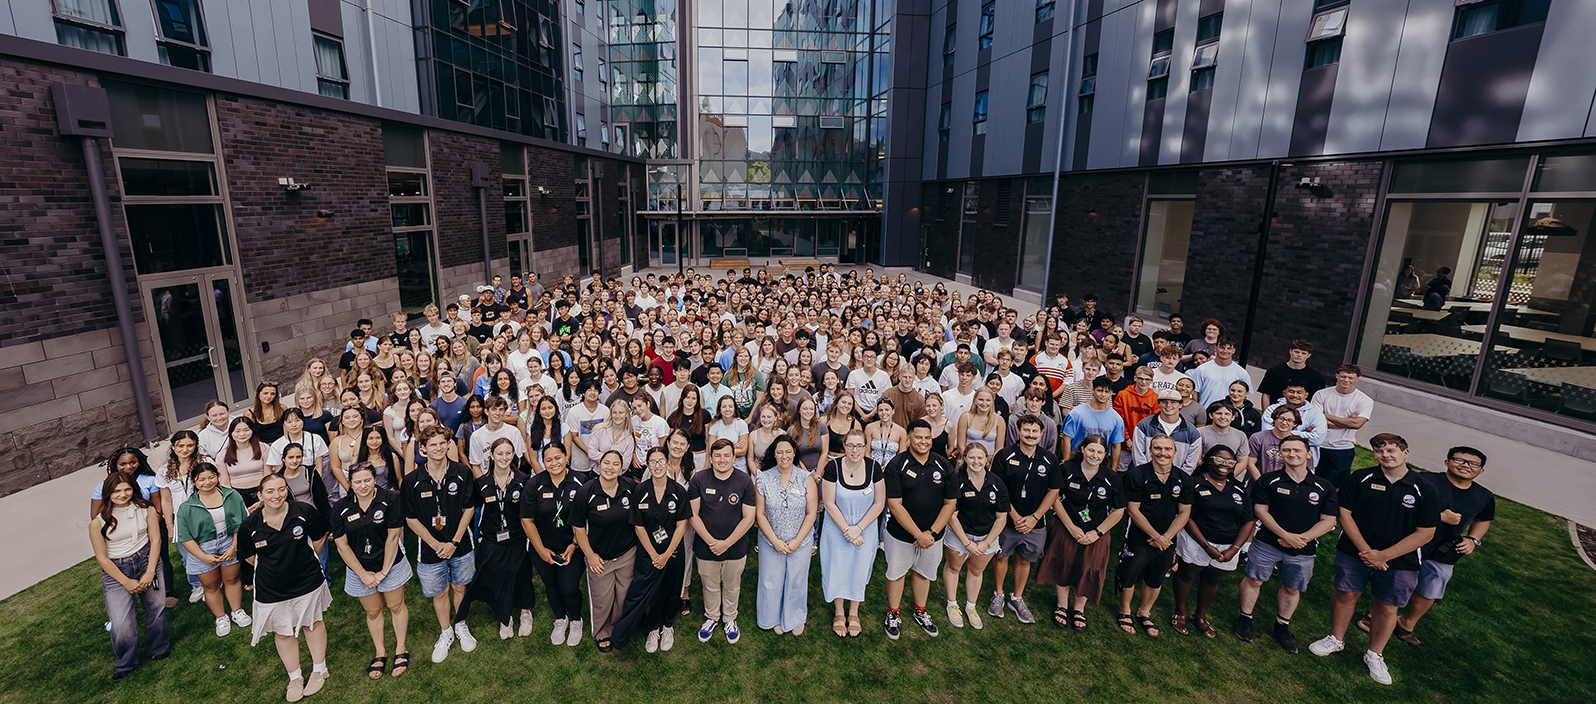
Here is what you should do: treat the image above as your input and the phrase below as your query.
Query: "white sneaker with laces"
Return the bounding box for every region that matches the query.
[1309,634,1345,657]
[230,609,253,627]
[214,616,231,637]
[188,589,205,604]
[659,626,675,651]
[519,612,534,637]
[965,604,985,630]
[567,619,584,647]
[551,618,569,645]
[1364,651,1393,685]
[431,629,455,663]
[646,628,661,653]
[499,622,513,640]
[455,622,478,652]
[946,602,964,628]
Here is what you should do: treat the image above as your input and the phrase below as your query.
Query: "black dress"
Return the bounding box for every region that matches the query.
[457,470,536,626]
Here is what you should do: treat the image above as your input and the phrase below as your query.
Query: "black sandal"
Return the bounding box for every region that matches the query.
[390,653,409,678]
[1052,607,1071,629]
[680,597,692,617]
[597,639,613,653]
[1072,610,1088,632]
[366,656,387,680]
[1117,613,1136,635]
[1137,615,1161,637]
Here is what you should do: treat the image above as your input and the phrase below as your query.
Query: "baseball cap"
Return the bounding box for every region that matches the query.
[1157,388,1182,401]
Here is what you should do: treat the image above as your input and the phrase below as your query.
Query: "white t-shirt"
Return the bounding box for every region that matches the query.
[468,423,527,469]
[1149,368,1189,396]
[518,373,558,400]
[913,376,943,397]
[267,433,329,470]
[846,368,893,415]
[632,414,671,458]
[1312,387,1374,451]
[420,322,452,352]
[709,419,751,471]
[563,402,610,472]
[506,349,539,378]
[942,387,976,424]
[994,372,1026,407]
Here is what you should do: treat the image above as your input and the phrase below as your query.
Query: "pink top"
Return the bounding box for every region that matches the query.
[225,446,266,488]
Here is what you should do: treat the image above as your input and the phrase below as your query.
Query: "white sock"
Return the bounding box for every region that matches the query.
[947,600,957,608]
[287,669,303,681]
[312,661,328,675]
[966,601,976,609]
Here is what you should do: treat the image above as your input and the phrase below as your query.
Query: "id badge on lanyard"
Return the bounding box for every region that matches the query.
[496,484,511,542]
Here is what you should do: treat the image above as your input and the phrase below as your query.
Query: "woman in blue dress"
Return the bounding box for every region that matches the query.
[819,429,885,638]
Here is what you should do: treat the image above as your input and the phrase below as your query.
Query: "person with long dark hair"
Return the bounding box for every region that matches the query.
[239,473,334,701]
[158,430,205,604]
[355,424,404,491]
[572,450,639,652]
[245,381,288,445]
[520,443,587,647]
[331,463,412,679]
[755,436,819,636]
[1036,434,1124,632]
[458,438,537,642]
[90,472,170,681]
[1170,446,1254,638]
[611,447,690,652]
[175,463,249,637]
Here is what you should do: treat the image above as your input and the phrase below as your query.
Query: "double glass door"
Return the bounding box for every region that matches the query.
[143,273,250,426]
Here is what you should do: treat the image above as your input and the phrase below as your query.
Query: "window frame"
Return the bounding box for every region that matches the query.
[1026,71,1048,124]
[573,42,584,81]
[149,0,211,71]
[312,33,350,100]
[938,102,952,143]
[943,24,956,67]
[972,90,989,135]
[979,1,996,49]
[1036,0,1055,24]
[1307,6,1349,41]
[53,0,127,55]
[1305,36,1343,69]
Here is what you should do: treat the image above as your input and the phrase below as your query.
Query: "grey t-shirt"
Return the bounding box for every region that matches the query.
[1197,425,1251,457]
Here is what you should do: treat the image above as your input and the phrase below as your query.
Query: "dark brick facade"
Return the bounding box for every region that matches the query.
[1046,170,1146,313]
[430,132,507,270]
[921,181,959,279]
[216,94,395,303]
[529,149,576,253]
[968,178,1022,294]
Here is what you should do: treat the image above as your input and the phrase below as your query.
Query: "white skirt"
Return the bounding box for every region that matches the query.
[250,582,333,646]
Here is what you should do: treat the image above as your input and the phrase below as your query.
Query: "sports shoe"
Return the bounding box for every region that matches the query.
[965,604,984,630]
[946,602,964,628]
[551,618,569,645]
[660,626,675,651]
[987,592,1006,619]
[566,620,584,647]
[499,623,513,640]
[454,622,478,652]
[1308,634,1345,657]
[1364,650,1393,685]
[431,629,455,663]
[215,616,232,637]
[884,610,902,640]
[725,619,741,644]
[188,589,205,604]
[1234,615,1253,643]
[698,619,718,643]
[646,628,661,653]
[519,612,534,637]
[912,608,939,637]
[230,609,252,628]
[286,676,305,702]
[1273,623,1299,654]
[1008,596,1035,624]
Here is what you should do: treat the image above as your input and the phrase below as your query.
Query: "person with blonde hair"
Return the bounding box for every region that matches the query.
[940,442,1007,629]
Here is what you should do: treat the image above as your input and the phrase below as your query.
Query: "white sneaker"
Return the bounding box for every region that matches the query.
[499,622,513,640]
[645,628,661,653]
[965,604,984,630]
[1364,651,1393,685]
[659,626,675,651]
[566,619,584,647]
[1309,634,1345,657]
[214,616,231,637]
[188,589,205,604]
[431,629,455,663]
[946,602,965,628]
[455,622,478,652]
[519,612,534,637]
[230,609,252,628]
[551,618,569,645]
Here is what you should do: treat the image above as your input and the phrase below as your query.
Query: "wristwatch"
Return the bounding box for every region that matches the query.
[1467,536,1482,546]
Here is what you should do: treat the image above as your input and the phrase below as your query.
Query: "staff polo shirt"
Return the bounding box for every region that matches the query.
[474,471,530,544]
[629,480,692,555]
[991,445,1057,520]
[1121,463,1192,544]
[1056,461,1125,533]
[573,476,639,560]
[400,460,480,563]
[330,488,405,573]
[520,471,585,553]
[688,469,757,561]
[1336,467,1441,572]
[1187,477,1252,545]
[883,451,959,543]
[1250,469,1339,556]
[953,471,1011,537]
[237,501,329,604]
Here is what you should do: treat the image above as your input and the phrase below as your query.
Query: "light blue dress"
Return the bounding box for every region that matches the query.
[819,458,883,603]
[756,467,813,631]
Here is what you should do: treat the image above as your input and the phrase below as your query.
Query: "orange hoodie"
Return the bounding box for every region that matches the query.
[1113,385,1159,437]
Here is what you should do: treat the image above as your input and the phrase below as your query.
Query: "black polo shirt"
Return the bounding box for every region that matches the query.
[475,471,530,544]
[629,479,691,555]
[883,451,959,543]
[1419,472,1495,566]
[238,501,328,604]
[1250,469,1338,556]
[573,476,639,560]
[1056,461,1125,533]
[520,471,584,553]
[953,471,1010,537]
[991,445,1057,520]
[1188,476,1252,545]
[400,460,479,563]
[688,469,756,561]
[1336,467,1441,571]
[330,488,405,573]
[475,302,509,323]
[1121,463,1193,544]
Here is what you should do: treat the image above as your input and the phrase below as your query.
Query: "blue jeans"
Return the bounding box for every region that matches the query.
[102,552,171,674]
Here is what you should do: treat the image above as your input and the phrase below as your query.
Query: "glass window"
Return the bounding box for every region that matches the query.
[118,158,217,196]
[1454,0,1551,40]
[313,34,349,99]
[938,103,951,142]
[1036,0,1055,24]
[1306,37,1342,69]
[1147,77,1168,100]
[1135,200,1194,317]
[104,80,214,154]
[56,21,125,55]
[1148,170,1198,195]
[573,43,584,80]
[153,0,210,71]
[382,123,426,168]
[1151,29,1174,56]
[1308,7,1348,40]
[387,172,428,197]
[1193,43,1218,69]
[501,142,524,175]
[576,113,587,143]
[1026,72,1048,124]
[1533,152,1596,193]
[1078,94,1094,115]
[972,91,988,135]
[1018,177,1052,289]
[820,116,845,129]
[979,2,995,49]
[1191,67,1216,91]
[124,203,229,274]
[959,182,979,273]
[944,24,956,66]
[55,0,125,55]
[1196,13,1223,43]
[1390,157,1531,194]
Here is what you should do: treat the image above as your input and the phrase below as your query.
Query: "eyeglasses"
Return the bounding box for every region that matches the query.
[1448,458,1483,469]
[843,443,867,449]
[1211,458,1237,466]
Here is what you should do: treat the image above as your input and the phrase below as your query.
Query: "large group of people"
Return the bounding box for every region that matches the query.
[91,266,1496,697]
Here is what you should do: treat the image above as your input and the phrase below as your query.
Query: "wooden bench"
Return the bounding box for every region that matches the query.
[709,257,750,270]
[781,258,821,270]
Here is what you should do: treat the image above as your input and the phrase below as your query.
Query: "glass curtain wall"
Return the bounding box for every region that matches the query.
[608,0,679,158]
[421,0,566,140]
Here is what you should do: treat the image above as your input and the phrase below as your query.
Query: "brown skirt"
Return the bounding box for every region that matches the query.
[1035,520,1114,604]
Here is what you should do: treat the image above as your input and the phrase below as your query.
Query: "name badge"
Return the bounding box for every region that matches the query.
[496,530,511,542]
[640,502,651,509]
[704,488,717,495]
[964,491,977,498]
[599,502,611,511]
[1277,487,1292,495]
[484,495,497,503]
[1371,484,1386,491]
[542,492,555,499]
[652,527,669,543]
[421,491,434,498]
[1009,459,1021,465]
[906,469,918,479]
[1198,490,1212,497]
[1069,482,1081,490]
[254,540,269,548]
[1148,493,1162,500]
[346,513,361,522]
[862,487,873,495]
[789,485,804,496]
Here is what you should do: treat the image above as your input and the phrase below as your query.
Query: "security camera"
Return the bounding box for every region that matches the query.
[278,178,311,191]
[536,186,550,195]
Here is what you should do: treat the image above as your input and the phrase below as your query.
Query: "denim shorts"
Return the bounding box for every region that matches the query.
[344,557,415,598]
[417,552,476,598]
[1333,552,1418,607]
[180,535,238,576]
[1414,560,1454,601]
[1243,540,1316,592]
[943,531,1000,556]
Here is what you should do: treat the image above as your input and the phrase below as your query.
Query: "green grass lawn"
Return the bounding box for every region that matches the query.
[4,448,1595,703]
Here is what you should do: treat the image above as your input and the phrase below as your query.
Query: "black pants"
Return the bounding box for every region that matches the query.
[234,486,260,585]
[533,553,584,621]
[611,548,685,648]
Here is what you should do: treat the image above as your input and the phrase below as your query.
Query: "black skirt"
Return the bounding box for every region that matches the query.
[458,538,537,624]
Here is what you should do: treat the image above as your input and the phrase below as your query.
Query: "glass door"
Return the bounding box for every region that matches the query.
[395,230,439,318]
[144,273,252,427]
[659,222,677,265]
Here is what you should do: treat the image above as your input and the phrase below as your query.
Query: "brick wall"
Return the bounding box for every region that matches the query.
[216,94,394,304]
[528,148,576,253]
[430,132,507,270]
[969,178,1022,294]
[921,181,960,279]
[1046,170,1146,314]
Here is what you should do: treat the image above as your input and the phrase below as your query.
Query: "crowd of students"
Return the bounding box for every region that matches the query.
[89,265,1496,699]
